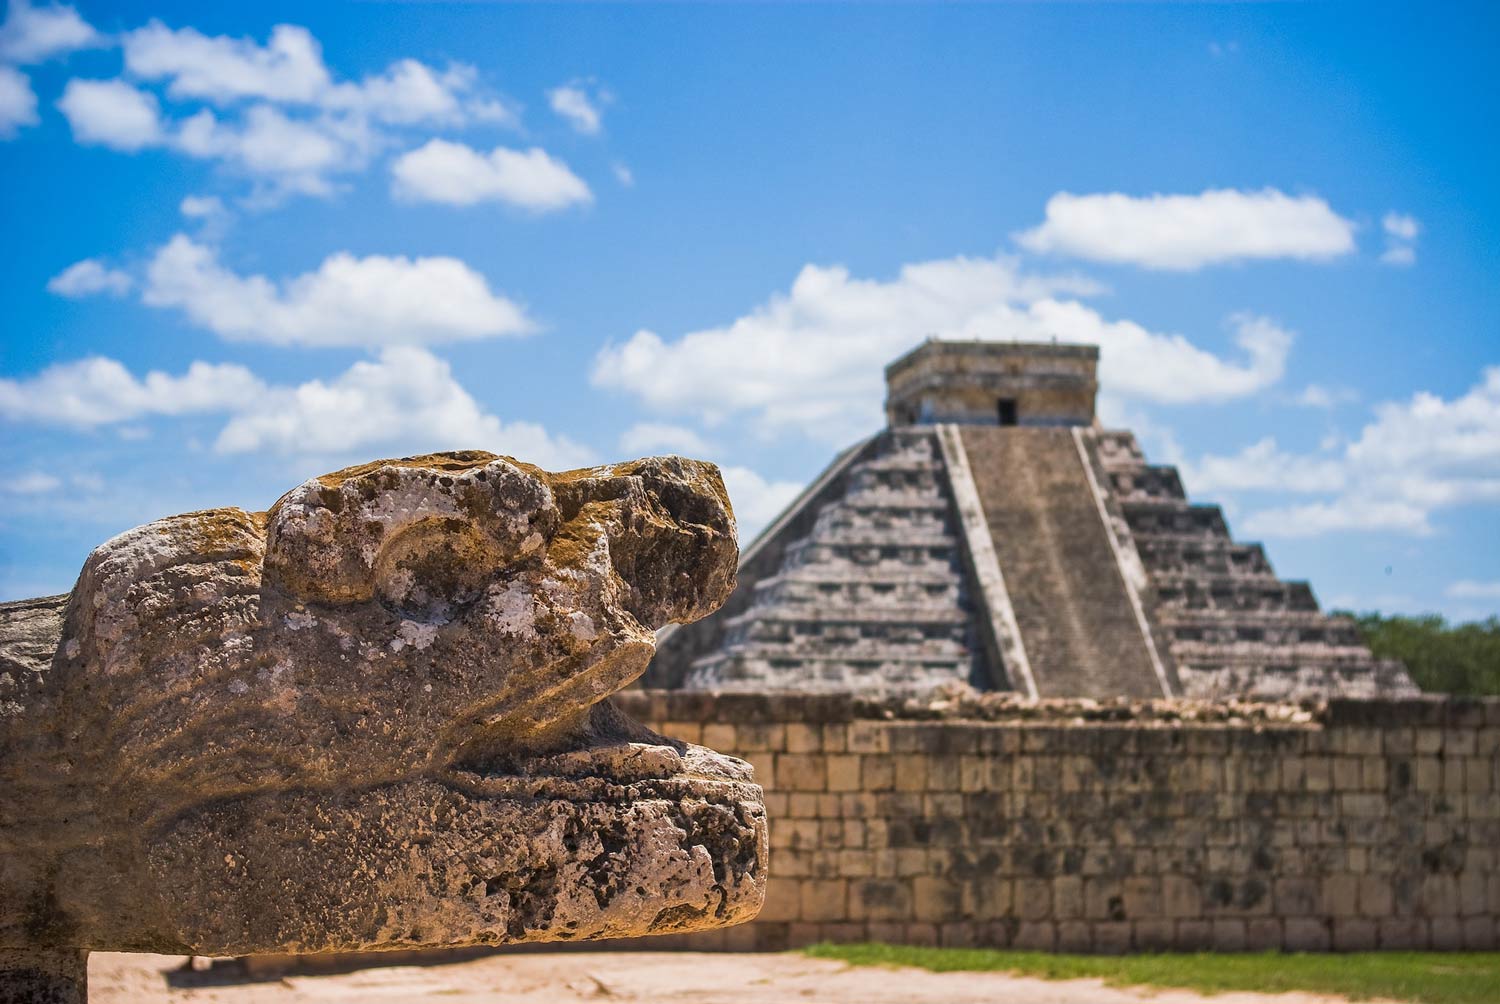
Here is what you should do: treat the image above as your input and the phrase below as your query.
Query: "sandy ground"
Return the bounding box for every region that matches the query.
[89,950,1373,1004]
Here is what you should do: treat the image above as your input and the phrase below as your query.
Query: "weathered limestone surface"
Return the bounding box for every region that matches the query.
[619,690,1500,954]
[0,452,765,996]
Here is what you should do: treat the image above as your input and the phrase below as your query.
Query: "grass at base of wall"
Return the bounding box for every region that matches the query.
[802,942,1500,1003]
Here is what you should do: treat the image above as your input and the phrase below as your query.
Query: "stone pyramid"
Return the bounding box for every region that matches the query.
[648,340,1416,701]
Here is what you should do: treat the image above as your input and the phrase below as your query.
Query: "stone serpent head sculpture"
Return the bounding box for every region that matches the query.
[0,451,764,1000]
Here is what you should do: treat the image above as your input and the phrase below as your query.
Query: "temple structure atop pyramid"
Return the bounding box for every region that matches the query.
[648,339,1417,701]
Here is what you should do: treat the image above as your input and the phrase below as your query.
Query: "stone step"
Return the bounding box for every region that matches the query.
[1121,500,1230,538]
[1135,538,1273,578]
[1154,577,1319,612]
[961,426,1164,699]
[1107,464,1187,503]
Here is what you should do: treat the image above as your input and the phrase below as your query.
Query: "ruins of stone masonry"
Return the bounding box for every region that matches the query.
[0,451,765,1003]
[648,339,1416,701]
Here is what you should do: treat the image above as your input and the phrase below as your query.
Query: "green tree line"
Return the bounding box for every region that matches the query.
[1342,612,1500,696]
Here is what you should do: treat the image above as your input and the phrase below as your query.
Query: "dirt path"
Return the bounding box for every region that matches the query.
[89,950,1370,1004]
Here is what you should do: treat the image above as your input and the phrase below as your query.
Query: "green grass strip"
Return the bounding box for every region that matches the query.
[801,942,1500,1003]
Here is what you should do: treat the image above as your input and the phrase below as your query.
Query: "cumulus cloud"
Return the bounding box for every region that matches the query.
[122,21,330,104]
[0,356,265,426]
[1180,437,1345,495]
[140,234,533,348]
[1380,211,1420,266]
[1185,367,1500,537]
[47,258,134,297]
[56,78,163,150]
[57,77,381,197]
[0,65,37,137]
[547,81,607,135]
[121,20,511,127]
[618,422,715,457]
[0,348,592,468]
[1015,188,1357,270]
[719,465,803,543]
[0,0,102,64]
[50,20,517,198]
[591,253,1286,443]
[214,347,594,467]
[175,103,377,197]
[391,139,592,211]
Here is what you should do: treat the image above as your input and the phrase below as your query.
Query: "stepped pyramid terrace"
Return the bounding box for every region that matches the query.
[648,340,1418,701]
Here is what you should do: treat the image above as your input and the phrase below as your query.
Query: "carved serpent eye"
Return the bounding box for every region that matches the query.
[264,454,560,608]
[373,517,502,621]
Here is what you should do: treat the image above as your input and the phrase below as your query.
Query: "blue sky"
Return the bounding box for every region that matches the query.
[1,0,1497,620]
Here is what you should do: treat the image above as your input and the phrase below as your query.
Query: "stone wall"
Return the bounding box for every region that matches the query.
[615,691,1500,953]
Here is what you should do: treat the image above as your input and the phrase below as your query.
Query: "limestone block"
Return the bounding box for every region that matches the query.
[827,755,862,792]
[1378,917,1427,949]
[1333,918,1378,950]
[1421,875,1460,917]
[862,755,896,791]
[1284,918,1331,951]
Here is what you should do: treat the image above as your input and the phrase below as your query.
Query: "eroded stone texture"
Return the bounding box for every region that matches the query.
[0,452,764,990]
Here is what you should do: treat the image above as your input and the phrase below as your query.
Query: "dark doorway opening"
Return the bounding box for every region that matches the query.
[997,398,1018,426]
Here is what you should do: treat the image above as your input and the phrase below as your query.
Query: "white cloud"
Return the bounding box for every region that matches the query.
[213,347,594,467]
[55,21,516,198]
[179,194,233,226]
[141,234,533,348]
[57,78,379,197]
[391,139,593,212]
[325,60,510,127]
[612,162,634,187]
[592,253,1285,443]
[122,21,331,104]
[0,0,102,64]
[548,81,606,135]
[4,471,61,494]
[56,78,163,151]
[175,103,375,197]
[1383,212,1420,242]
[0,348,593,469]
[1189,367,1500,537]
[1380,211,1419,267]
[0,356,265,426]
[1295,383,1357,409]
[1180,437,1345,495]
[180,194,225,219]
[121,20,510,128]
[719,466,802,543]
[0,65,37,137]
[47,258,134,297]
[619,422,715,457]
[1015,188,1357,270]
[1447,580,1500,600]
